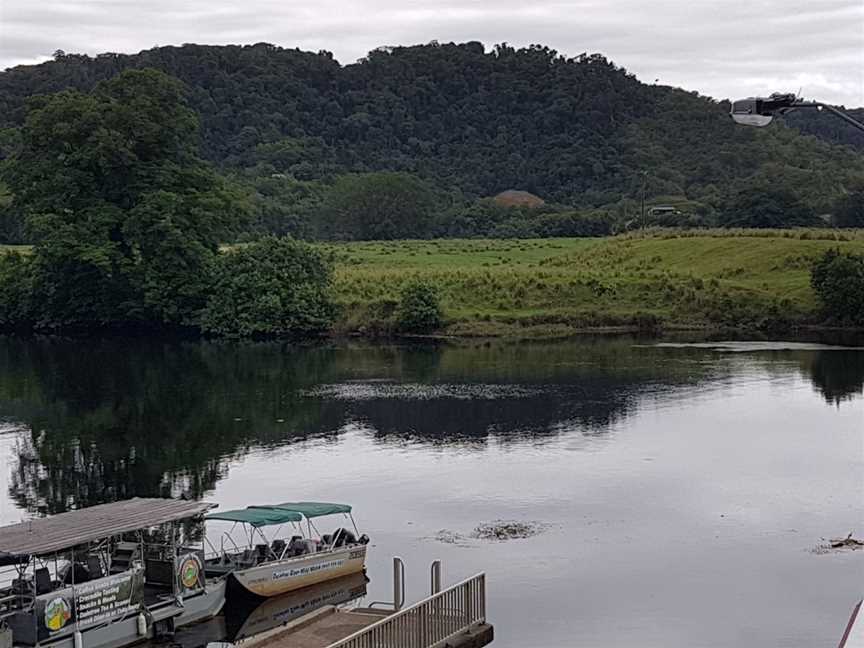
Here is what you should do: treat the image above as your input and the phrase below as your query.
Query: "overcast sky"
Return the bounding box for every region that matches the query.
[1,0,862,107]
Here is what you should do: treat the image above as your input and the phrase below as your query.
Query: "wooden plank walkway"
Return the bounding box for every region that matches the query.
[239,607,388,648]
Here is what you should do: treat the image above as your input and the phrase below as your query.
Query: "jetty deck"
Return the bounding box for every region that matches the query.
[240,573,492,648]
[249,607,387,648]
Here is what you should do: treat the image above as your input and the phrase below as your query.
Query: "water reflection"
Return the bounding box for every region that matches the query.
[225,572,368,642]
[800,350,864,405]
[0,336,860,515]
[171,573,369,648]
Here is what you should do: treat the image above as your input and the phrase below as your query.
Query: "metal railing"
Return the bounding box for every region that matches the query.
[328,572,486,648]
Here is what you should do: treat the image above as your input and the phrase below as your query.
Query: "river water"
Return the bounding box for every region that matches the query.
[0,335,861,647]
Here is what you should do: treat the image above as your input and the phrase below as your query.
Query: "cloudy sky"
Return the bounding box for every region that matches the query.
[1,0,862,107]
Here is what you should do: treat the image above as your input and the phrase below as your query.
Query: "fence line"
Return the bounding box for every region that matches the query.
[328,573,486,648]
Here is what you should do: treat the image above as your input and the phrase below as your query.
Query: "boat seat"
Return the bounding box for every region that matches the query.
[60,562,91,585]
[87,556,104,580]
[287,536,305,557]
[271,539,286,557]
[289,539,317,556]
[34,569,52,595]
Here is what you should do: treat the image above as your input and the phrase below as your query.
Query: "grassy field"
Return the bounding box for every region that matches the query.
[322,229,864,336]
[5,229,864,337]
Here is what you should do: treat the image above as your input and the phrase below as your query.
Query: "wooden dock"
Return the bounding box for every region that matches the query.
[238,606,387,648]
[236,573,493,648]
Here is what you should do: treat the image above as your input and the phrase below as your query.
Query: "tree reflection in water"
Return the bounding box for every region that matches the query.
[0,336,860,515]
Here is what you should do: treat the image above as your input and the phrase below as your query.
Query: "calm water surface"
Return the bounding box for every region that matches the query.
[0,336,861,647]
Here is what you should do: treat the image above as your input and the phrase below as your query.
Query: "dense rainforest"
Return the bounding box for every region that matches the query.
[1,41,863,243]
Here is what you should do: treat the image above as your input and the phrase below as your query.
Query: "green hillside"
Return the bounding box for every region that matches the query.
[326,230,864,336]
[1,42,862,227]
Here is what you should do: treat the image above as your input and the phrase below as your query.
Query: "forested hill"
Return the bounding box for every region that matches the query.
[0,41,862,211]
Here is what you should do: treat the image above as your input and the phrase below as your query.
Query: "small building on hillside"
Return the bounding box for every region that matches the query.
[492,190,545,208]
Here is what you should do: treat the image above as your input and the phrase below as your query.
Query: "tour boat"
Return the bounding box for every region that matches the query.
[0,498,226,648]
[204,502,368,598]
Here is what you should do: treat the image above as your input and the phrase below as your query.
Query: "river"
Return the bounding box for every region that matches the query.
[0,335,861,647]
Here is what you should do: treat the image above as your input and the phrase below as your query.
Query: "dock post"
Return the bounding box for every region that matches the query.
[392,556,405,611]
[430,560,442,595]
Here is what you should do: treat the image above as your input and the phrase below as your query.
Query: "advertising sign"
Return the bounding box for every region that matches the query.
[176,553,205,595]
[35,566,144,640]
[75,569,144,629]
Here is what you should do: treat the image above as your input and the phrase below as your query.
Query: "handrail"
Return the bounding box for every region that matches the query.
[327,572,486,648]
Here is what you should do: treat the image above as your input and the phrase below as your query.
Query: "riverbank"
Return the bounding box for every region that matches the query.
[324,230,864,338]
[4,229,864,340]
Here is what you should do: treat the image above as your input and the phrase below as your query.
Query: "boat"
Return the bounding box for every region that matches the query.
[204,502,369,598]
[0,498,226,648]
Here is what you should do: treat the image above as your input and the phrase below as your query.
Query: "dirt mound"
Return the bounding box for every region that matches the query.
[491,190,545,208]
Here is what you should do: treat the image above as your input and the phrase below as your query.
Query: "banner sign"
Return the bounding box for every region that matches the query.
[35,567,144,639]
[75,569,144,629]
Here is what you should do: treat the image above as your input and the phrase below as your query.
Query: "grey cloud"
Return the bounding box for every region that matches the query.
[0,0,861,106]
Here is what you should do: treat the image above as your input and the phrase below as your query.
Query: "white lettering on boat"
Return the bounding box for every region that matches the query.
[272,559,345,581]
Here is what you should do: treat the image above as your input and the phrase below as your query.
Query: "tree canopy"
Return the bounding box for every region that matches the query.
[810,249,864,325]
[1,68,246,329]
[200,237,336,337]
[0,41,861,228]
[321,172,439,240]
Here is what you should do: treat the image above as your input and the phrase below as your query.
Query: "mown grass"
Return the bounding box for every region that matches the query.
[322,230,864,336]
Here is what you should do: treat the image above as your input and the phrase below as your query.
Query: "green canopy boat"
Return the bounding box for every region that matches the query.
[204,502,368,599]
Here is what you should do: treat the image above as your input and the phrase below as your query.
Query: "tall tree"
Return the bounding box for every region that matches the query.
[3,68,246,328]
[322,172,438,240]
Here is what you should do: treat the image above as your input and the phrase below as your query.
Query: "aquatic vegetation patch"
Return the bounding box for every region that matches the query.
[471,520,549,541]
[303,383,544,401]
[809,534,864,555]
[432,520,549,546]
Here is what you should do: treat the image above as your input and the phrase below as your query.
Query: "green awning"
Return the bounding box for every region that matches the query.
[252,502,352,519]
[206,508,302,527]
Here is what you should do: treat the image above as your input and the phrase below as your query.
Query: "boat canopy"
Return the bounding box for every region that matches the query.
[205,508,302,527]
[0,498,216,557]
[252,502,352,519]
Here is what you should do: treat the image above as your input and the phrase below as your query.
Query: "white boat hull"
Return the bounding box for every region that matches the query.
[230,546,367,598]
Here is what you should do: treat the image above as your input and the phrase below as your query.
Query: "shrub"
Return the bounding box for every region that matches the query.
[395,281,443,333]
[810,249,864,325]
[200,237,336,337]
[0,252,34,326]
